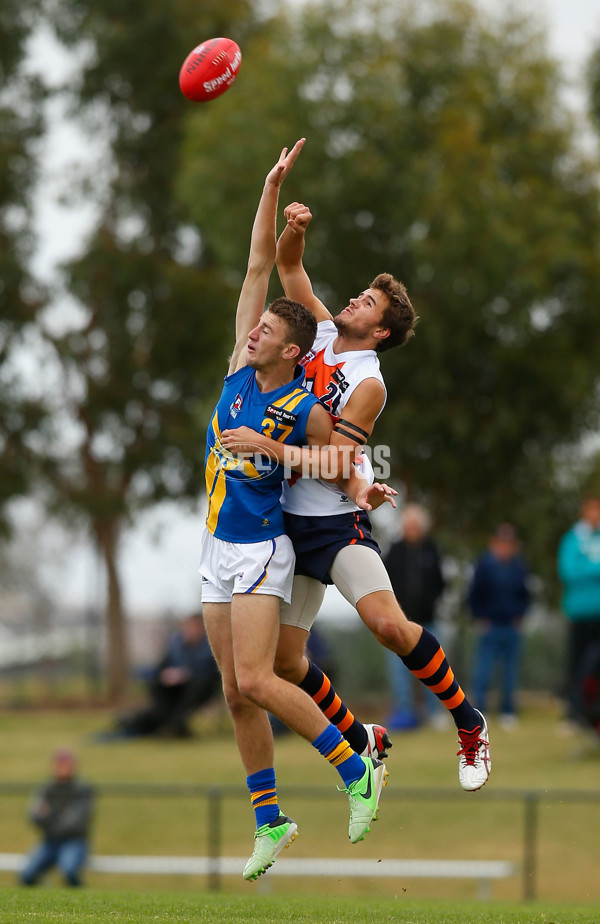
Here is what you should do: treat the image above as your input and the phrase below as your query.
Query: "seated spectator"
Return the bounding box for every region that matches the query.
[21,749,94,887]
[112,612,221,739]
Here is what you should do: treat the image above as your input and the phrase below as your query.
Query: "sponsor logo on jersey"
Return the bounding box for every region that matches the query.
[264,405,298,425]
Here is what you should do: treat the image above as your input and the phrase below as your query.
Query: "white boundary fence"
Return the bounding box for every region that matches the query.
[1,783,598,900]
[0,853,515,899]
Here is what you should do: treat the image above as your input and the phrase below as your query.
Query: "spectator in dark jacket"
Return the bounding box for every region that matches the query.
[468,524,531,729]
[112,612,221,739]
[383,504,447,730]
[21,749,94,887]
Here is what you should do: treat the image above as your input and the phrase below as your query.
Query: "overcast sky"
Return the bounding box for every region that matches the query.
[27,0,600,617]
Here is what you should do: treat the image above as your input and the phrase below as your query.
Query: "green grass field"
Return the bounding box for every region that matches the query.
[0,700,598,918]
[0,889,598,924]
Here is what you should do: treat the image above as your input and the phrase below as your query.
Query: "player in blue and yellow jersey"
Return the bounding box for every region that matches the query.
[199,141,388,884]
[221,191,491,795]
[204,357,316,544]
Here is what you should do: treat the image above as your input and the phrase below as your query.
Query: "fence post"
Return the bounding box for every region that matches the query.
[523,791,538,901]
[207,787,222,891]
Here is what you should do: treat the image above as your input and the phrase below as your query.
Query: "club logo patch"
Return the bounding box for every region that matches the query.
[230,393,243,418]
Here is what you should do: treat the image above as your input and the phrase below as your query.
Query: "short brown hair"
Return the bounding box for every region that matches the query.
[267,297,317,361]
[370,273,418,352]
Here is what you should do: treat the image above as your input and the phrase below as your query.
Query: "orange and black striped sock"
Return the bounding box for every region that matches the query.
[299,661,368,754]
[401,628,480,731]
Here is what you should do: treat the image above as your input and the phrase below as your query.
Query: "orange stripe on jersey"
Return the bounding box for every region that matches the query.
[443,688,466,710]
[429,667,455,695]
[313,676,332,705]
[411,646,446,679]
[302,353,347,413]
[323,695,343,720]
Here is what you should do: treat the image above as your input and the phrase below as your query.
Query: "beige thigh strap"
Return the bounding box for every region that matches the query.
[330,544,393,608]
[280,574,326,632]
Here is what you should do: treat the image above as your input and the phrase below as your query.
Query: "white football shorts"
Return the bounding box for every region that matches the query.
[199,528,295,604]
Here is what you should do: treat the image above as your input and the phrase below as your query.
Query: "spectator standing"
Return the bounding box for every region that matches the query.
[21,749,94,887]
[382,504,447,730]
[468,524,531,729]
[557,495,600,731]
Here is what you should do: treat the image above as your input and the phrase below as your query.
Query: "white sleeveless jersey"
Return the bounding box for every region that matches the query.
[281,320,386,517]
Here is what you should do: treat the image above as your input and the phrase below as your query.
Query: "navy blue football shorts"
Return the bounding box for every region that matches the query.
[283,510,381,585]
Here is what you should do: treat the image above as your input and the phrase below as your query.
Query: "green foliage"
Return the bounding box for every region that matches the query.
[38,0,266,517]
[0,0,45,529]
[178,0,600,584]
[588,44,600,133]
[3,0,600,676]
[33,0,263,695]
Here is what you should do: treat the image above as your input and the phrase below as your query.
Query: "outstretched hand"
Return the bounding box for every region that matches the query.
[265,139,306,188]
[284,201,313,233]
[354,482,398,512]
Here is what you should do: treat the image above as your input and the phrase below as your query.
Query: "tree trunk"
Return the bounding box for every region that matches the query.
[94,518,129,704]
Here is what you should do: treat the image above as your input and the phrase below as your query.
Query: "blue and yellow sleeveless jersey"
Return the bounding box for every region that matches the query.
[204,364,319,543]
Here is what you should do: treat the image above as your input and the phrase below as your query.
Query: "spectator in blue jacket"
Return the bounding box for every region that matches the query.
[557,495,600,729]
[468,524,531,729]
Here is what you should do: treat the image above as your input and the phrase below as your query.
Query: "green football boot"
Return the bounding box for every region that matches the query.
[344,756,388,844]
[243,812,298,881]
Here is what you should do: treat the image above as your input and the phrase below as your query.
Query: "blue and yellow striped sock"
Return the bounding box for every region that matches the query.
[246,768,280,829]
[311,725,365,788]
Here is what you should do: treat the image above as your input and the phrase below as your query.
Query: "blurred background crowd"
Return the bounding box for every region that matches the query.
[2,0,600,717]
[2,1,600,897]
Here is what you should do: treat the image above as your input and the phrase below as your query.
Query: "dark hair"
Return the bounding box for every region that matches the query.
[267,297,317,360]
[370,273,418,352]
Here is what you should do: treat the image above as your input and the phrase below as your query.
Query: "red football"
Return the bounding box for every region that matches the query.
[178,37,242,103]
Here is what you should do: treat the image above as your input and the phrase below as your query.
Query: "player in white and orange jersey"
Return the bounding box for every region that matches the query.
[224,199,490,791]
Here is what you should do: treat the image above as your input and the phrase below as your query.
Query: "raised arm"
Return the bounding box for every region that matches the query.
[228,140,306,374]
[276,202,333,323]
